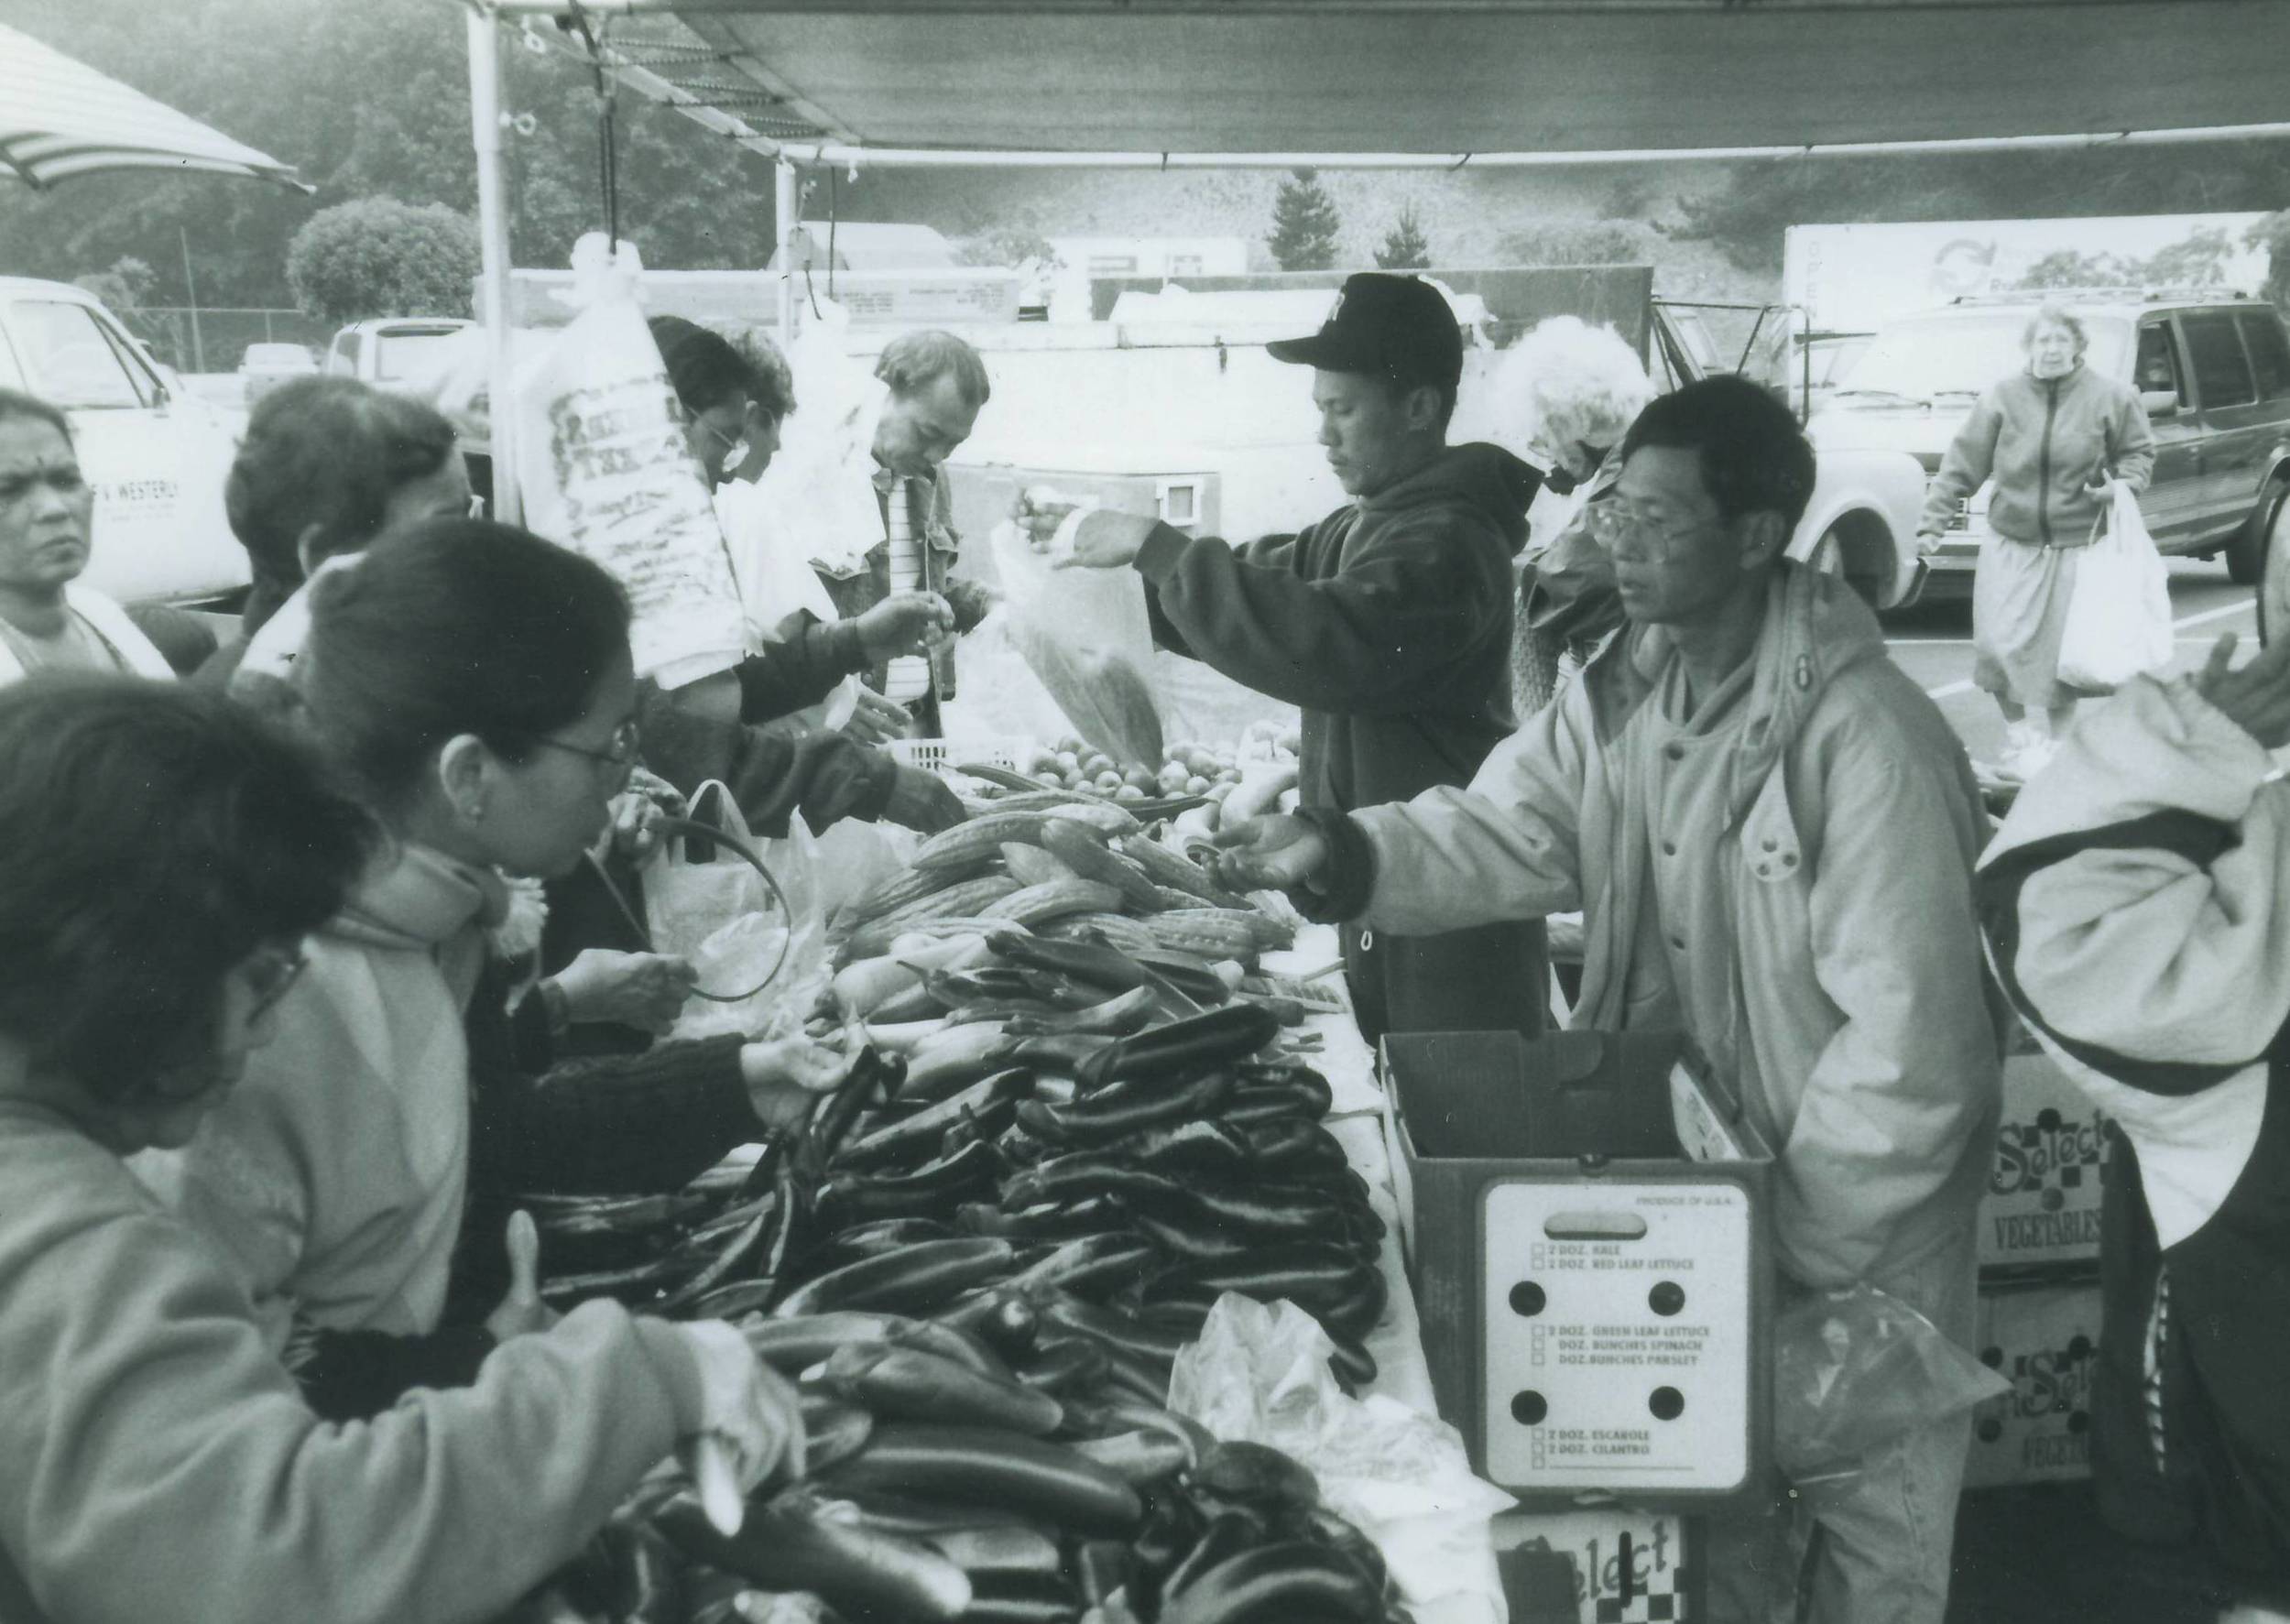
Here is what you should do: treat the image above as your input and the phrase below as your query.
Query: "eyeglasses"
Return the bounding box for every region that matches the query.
[1584,499,1718,558]
[532,718,643,782]
[685,409,745,461]
[242,943,310,1021]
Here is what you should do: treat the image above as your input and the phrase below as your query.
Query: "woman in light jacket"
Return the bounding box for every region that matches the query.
[1918,305,2156,772]
[0,678,791,1624]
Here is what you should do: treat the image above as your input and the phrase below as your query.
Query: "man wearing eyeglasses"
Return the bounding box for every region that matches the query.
[1216,376,2001,1624]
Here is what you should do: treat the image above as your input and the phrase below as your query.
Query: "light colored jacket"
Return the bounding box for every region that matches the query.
[1918,362,2156,548]
[1346,565,2001,1287]
[136,844,504,1352]
[0,1100,704,1624]
[0,583,172,683]
[1978,675,2289,1250]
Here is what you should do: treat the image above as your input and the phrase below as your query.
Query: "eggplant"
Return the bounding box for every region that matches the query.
[1104,1117,1254,1178]
[1074,1003,1281,1089]
[1001,984,1160,1039]
[741,1309,915,1373]
[819,1342,1064,1436]
[1146,1242,1377,1309]
[1236,1117,1349,1178]
[1159,1541,1382,1624]
[955,1195,1124,1243]
[797,1391,878,1473]
[915,1524,1064,1578]
[1009,1334,1111,1397]
[815,1138,1002,1226]
[802,1216,964,1274]
[817,1423,1146,1536]
[769,1237,1019,1320]
[998,1151,1174,1212]
[835,1069,1032,1172]
[1015,1067,1235,1147]
[1194,1440,1322,1510]
[885,1316,1016,1382]
[654,1492,972,1622]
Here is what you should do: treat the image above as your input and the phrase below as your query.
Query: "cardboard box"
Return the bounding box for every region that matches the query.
[1965,1280,2102,1489]
[1978,1042,2111,1276]
[1381,1030,1773,1511]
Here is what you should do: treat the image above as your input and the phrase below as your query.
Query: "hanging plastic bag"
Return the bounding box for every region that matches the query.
[510,233,748,691]
[2056,483,2173,692]
[1772,1283,2010,1486]
[990,502,1165,768]
[643,783,833,1041]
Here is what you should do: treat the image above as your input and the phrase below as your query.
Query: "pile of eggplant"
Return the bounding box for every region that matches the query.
[513,920,1401,1622]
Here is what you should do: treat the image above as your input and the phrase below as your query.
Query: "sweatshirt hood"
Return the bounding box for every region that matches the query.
[1360,442,1543,557]
[327,842,508,1003]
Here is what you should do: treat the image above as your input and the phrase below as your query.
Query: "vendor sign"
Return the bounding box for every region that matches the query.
[1978,1034,2110,1275]
[1965,1280,2101,1490]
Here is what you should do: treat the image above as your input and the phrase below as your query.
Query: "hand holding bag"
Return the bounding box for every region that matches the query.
[2057,483,2173,692]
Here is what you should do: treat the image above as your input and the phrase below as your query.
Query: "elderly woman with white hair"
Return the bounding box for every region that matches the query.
[1919,303,2155,774]
[1493,316,1655,714]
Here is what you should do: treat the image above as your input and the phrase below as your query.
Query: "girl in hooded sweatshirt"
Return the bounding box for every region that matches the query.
[0,678,794,1624]
[138,518,850,1399]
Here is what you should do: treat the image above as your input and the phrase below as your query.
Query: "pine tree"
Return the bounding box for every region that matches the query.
[1269,169,1343,271]
[1376,203,1432,270]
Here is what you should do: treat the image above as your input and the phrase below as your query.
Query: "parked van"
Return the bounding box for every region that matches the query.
[1807,289,2290,590]
[322,316,477,396]
[0,277,247,605]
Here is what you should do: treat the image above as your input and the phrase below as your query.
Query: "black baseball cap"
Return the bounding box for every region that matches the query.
[1267,272,1463,392]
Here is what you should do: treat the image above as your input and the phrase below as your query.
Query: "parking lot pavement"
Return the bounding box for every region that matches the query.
[1886,557,2254,771]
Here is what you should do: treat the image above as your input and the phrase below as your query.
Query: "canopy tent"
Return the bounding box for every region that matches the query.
[490,0,2290,166]
[463,0,2290,521]
[0,21,307,191]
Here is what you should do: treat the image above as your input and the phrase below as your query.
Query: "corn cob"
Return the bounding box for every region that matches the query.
[1001,843,1076,888]
[978,878,1125,928]
[911,810,1062,872]
[1038,819,1163,912]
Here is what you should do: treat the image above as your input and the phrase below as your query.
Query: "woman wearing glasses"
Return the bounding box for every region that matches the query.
[0,677,794,1624]
[140,518,849,1419]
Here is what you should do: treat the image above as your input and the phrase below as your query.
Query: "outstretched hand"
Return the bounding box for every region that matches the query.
[2197,631,2290,751]
[1208,813,1332,893]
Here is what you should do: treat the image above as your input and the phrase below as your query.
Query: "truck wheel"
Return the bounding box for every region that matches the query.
[2258,485,2290,648]
[1807,517,1894,609]
[2229,476,2286,586]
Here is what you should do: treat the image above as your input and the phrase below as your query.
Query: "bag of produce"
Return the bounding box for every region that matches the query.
[510,234,749,690]
[990,506,1165,769]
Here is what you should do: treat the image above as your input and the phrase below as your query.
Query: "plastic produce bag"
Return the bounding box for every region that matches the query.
[510,234,748,690]
[990,506,1165,768]
[1170,1293,1512,1624]
[644,784,833,1041]
[1772,1283,2010,1486]
[2056,483,2173,692]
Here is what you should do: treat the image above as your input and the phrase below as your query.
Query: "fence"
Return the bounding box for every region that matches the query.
[122,307,330,375]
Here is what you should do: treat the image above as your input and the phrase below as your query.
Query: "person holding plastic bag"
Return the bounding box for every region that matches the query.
[1917,304,2155,778]
[1979,631,2290,1620]
[1024,273,1545,1047]
[0,677,798,1624]
[138,521,854,1422]
[1214,379,2002,1624]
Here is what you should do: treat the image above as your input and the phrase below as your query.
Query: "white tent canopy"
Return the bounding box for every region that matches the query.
[0,21,306,191]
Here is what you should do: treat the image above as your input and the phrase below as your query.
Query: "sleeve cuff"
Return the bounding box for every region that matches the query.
[1132,520,1197,584]
[1293,807,1378,921]
[852,748,900,822]
[823,616,868,674]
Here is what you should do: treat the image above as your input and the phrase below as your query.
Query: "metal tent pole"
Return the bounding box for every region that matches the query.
[775,156,798,343]
[468,3,523,525]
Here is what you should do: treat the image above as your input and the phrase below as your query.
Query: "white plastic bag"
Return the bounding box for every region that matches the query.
[510,234,748,690]
[644,784,833,1041]
[990,509,1165,768]
[1772,1283,2010,1486]
[2056,484,2173,692]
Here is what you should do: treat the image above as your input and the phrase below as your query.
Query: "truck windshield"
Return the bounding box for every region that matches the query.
[375,328,468,387]
[1837,312,2131,402]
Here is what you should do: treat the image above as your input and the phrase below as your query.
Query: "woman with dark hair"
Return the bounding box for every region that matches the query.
[0,390,174,681]
[0,678,793,1624]
[140,518,847,1417]
[208,375,471,685]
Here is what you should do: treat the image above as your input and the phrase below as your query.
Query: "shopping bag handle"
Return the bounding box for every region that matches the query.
[585,814,793,1004]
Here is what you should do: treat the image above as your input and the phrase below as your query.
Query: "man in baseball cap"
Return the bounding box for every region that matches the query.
[1020,271,1547,1045]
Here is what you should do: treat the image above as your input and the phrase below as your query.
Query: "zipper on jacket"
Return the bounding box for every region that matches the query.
[2037,377,2058,548]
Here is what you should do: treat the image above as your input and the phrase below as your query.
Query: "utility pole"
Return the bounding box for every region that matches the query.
[178,226,206,373]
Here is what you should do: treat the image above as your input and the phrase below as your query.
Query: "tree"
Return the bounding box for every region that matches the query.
[1496,220,1651,267]
[285,197,482,326]
[1375,203,1432,270]
[2251,213,2290,311]
[71,256,158,311]
[1268,169,1342,271]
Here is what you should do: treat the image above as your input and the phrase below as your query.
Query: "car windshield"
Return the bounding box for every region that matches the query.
[1837,312,2131,401]
[375,328,467,387]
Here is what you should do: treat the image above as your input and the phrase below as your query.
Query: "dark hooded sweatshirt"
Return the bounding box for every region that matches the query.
[1132,441,1548,1043]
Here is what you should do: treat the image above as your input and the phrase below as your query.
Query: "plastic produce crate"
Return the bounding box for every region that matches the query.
[888,736,1029,781]
[1380,1029,1773,1510]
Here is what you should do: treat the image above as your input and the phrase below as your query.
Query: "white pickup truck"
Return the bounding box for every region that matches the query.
[0,277,248,605]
